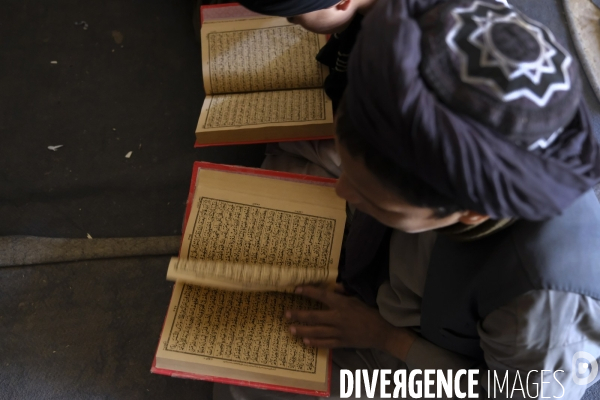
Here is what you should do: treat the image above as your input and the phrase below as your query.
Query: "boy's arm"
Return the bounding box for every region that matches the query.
[399,290,599,399]
[289,286,599,399]
[286,285,417,354]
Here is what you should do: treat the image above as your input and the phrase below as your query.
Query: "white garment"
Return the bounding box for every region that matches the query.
[262,140,341,179]
[376,230,437,329]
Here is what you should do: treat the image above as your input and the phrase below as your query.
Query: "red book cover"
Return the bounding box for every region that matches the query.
[200,2,262,25]
[151,161,335,396]
[193,134,334,148]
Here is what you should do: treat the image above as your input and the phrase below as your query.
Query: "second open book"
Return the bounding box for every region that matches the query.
[152,162,346,396]
[195,3,334,146]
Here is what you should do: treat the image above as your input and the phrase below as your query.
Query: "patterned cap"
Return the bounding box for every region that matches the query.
[419,0,582,148]
[238,0,341,17]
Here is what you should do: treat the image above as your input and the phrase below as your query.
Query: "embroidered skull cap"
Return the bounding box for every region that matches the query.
[419,0,582,146]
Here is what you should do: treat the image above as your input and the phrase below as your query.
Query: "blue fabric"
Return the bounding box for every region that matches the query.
[422,190,600,360]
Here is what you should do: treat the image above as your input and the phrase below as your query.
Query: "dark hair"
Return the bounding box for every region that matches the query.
[336,104,464,218]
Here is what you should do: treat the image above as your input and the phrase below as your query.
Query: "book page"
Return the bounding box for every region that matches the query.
[156,168,344,386]
[167,188,339,291]
[167,258,334,292]
[201,17,328,95]
[197,89,333,132]
[174,169,345,291]
[158,282,329,384]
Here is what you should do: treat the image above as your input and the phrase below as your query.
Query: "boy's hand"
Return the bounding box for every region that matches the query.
[286,285,416,359]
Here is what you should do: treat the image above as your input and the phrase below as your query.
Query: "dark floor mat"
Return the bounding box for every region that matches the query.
[0,256,213,400]
[0,0,265,239]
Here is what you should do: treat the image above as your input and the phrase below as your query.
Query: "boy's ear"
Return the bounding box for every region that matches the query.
[336,0,352,11]
[458,211,490,225]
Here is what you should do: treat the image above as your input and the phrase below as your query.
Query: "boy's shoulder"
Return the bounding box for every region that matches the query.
[513,190,600,254]
[509,190,600,298]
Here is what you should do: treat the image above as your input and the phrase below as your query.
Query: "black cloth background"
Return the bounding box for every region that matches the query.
[0,0,265,239]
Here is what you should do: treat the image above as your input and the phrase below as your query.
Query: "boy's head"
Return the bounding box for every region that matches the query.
[238,0,366,33]
[336,0,600,231]
[335,103,490,233]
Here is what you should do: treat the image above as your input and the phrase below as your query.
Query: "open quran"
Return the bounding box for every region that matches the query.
[195,3,334,146]
[152,162,346,396]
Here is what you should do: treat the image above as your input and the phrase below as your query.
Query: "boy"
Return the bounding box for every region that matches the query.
[238,0,375,106]
[238,0,377,178]
[216,0,600,398]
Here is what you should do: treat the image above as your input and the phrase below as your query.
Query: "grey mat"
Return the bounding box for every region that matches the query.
[0,256,213,400]
[513,0,600,142]
[0,236,180,267]
[563,0,600,103]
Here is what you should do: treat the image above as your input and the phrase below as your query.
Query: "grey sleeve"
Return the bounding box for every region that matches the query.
[405,290,600,399]
[479,290,600,399]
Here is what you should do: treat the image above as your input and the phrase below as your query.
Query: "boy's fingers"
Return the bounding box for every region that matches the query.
[286,309,335,325]
[290,325,339,339]
[333,282,347,294]
[302,338,340,348]
[295,285,335,305]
